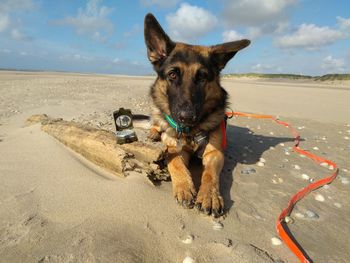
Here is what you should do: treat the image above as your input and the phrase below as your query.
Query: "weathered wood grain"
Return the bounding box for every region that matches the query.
[26,114,168,181]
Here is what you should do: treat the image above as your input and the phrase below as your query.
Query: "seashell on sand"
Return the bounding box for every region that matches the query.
[293,164,301,170]
[340,177,350,185]
[315,194,325,202]
[334,202,342,208]
[271,237,282,246]
[181,235,194,244]
[294,212,305,218]
[320,162,328,167]
[323,184,330,190]
[301,173,310,180]
[212,221,224,230]
[241,167,256,175]
[183,256,195,263]
[284,216,294,224]
[257,162,265,167]
[306,210,319,219]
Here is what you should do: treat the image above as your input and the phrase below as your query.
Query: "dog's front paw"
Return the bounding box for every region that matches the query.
[173,182,196,209]
[148,127,161,141]
[195,186,224,217]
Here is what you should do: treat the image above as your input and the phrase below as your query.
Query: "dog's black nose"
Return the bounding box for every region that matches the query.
[178,110,197,124]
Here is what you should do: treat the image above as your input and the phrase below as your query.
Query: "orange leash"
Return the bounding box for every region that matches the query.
[225,111,339,263]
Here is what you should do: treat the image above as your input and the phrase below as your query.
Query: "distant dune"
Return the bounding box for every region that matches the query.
[224,73,350,81]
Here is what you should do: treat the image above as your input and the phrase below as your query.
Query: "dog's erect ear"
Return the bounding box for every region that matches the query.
[210,39,250,71]
[144,13,175,64]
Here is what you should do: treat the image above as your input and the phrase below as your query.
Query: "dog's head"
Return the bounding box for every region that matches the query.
[144,13,250,127]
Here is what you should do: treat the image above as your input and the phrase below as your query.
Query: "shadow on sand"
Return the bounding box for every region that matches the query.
[190,124,296,213]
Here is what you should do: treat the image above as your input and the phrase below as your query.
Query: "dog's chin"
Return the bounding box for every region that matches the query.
[177,119,199,128]
[171,114,200,128]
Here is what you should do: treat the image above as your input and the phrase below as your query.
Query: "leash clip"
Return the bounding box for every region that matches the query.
[226,106,235,119]
[176,129,183,140]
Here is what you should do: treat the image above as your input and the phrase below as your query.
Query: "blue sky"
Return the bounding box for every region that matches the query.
[0,0,350,75]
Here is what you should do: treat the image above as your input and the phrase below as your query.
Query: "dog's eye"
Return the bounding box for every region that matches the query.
[167,70,178,80]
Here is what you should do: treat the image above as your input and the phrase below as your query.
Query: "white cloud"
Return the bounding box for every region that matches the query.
[0,48,11,53]
[337,16,350,32]
[0,14,10,32]
[275,24,344,49]
[123,24,141,38]
[166,3,217,42]
[321,55,345,73]
[59,53,92,61]
[10,28,29,40]
[223,0,297,26]
[222,30,243,42]
[221,0,297,39]
[0,0,34,36]
[252,63,282,73]
[274,21,290,34]
[0,0,34,12]
[243,22,289,39]
[54,0,114,42]
[140,0,179,8]
[112,57,120,63]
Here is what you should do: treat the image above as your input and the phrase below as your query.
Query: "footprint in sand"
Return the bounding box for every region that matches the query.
[0,223,30,247]
[38,253,95,263]
[0,213,48,248]
[0,215,35,247]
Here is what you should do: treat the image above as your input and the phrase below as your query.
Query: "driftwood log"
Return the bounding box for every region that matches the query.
[26,114,169,183]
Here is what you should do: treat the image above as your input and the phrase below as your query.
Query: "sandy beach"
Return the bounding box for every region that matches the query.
[0,71,350,263]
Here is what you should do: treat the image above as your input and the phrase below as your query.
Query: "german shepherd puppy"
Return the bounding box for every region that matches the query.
[144,13,250,216]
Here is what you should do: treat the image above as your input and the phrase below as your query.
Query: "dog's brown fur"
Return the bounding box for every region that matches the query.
[144,13,250,216]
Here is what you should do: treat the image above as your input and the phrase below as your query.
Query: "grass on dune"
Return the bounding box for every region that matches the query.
[223,73,350,81]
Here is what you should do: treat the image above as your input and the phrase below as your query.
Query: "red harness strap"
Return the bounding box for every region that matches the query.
[220,120,227,150]
[225,111,338,263]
